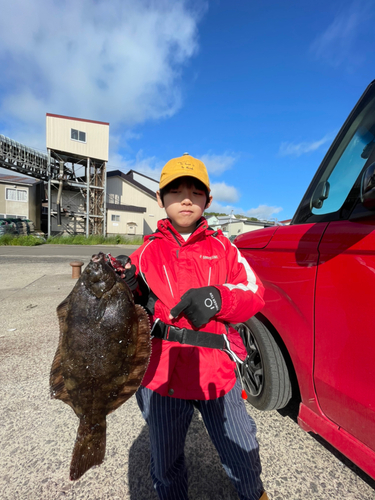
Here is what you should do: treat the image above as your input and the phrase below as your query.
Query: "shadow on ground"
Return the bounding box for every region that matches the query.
[278,397,375,490]
[128,410,239,500]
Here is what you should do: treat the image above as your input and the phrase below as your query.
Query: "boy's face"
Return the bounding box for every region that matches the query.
[157,181,212,234]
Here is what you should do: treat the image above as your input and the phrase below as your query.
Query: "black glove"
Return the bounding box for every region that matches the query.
[170,286,222,328]
[114,255,138,292]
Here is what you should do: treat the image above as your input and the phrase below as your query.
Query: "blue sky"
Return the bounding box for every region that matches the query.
[0,0,374,220]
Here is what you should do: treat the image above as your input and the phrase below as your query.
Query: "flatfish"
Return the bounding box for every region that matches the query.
[50,252,151,480]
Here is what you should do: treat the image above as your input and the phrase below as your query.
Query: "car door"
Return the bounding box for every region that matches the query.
[299,84,375,452]
[314,218,375,452]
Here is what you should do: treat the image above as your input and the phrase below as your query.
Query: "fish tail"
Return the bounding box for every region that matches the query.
[69,416,106,481]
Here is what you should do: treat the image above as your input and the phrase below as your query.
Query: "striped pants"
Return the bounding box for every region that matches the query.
[136,379,264,500]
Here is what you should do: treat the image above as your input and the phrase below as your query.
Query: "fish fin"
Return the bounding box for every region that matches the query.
[107,305,151,414]
[56,294,71,321]
[51,296,74,408]
[56,294,72,336]
[49,344,74,408]
[70,416,106,481]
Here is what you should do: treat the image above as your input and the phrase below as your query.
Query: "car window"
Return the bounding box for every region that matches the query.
[311,96,375,216]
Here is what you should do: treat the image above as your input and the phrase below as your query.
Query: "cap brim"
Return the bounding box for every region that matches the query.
[159,172,210,192]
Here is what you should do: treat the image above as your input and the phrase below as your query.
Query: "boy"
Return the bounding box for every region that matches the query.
[122,154,268,500]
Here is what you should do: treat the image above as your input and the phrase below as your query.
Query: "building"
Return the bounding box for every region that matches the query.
[217,214,243,226]
[46,113,109,236]
[46,114,109,163]
[0,165,165,237]
[0,174,44,228]
[205,215,219,227]
[106,170,165,237]
[221,219,274,238]
[205,213,271,238]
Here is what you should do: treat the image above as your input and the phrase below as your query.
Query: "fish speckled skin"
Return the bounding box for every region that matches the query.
[50,252,151,481]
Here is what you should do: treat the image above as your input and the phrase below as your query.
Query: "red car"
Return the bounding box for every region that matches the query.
[234,81,375,480]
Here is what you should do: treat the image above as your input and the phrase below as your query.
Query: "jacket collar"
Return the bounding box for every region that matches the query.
[145,217,215,245]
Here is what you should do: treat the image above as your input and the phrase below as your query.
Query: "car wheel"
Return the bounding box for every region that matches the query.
[234,316,292,411]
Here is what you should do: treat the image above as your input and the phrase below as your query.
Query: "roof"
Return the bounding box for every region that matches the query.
[0,173,42,186]
[46,113,109,126]
[223,219,271,227]
[126,169,159,185]
[217,215,243,222]
[106,203,146,213]
[107,169,157,198]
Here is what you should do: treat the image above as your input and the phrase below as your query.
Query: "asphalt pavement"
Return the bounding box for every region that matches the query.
[0,245,374,500]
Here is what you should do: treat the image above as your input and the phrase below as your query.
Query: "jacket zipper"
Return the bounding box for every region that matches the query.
[167,227,182,246]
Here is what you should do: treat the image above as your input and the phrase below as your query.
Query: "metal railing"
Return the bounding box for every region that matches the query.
[0,134,58,180]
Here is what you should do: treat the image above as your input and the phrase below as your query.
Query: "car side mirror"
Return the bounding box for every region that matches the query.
[311,180,330,209]
[360,162,375,210]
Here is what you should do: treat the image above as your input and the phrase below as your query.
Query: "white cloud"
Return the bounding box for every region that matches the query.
[278,134,332,157]
[245,204,283,220]
[310,1,373,68]
[108,149,163,181]
[207,201,237,215]
[210,182,240,203]
[0,0,205,138]
[199,152,238,175]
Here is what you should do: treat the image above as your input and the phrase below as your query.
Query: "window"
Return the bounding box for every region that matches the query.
[311,92,375,216]
[17,190,27,202]
[111,214,120,222]
[311,127,374,215]
[71,128,86,143]
[6,188,27,202]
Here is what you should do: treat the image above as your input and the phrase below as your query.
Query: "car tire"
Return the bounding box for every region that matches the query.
[234,316,292,411]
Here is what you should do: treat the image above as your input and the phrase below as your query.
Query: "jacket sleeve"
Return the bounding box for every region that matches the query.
[127,245,151,307]
[214,241,265,324]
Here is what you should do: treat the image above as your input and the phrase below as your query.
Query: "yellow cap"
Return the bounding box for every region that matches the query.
[159,153,210,192]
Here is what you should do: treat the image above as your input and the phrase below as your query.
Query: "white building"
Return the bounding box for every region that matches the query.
[46,113,110,235]
[0,174,44,228]
[205,213,271,238]
[46,113,109,162]
[106,170,165,237]
[221,219,274,238]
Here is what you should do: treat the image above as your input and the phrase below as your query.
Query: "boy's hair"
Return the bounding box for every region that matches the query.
[159,176,211,207]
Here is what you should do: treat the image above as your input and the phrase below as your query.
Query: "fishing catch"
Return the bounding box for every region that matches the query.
[50,252,151,481]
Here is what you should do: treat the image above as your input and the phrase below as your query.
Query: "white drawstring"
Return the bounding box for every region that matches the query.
[222,333,244,364]
[163,265,174,298]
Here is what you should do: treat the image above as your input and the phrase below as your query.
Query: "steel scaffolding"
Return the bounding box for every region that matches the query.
[0,134,106,236]
[47,150,106,237]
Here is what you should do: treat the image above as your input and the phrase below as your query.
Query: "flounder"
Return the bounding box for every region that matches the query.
[50,252,151,480]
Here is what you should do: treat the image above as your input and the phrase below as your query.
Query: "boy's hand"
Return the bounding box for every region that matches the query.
[169,286,222,328]
[114,255,138,292]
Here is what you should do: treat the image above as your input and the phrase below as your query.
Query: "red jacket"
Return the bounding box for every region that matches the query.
[130,217,265,400]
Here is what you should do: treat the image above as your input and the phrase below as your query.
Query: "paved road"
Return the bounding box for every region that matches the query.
[0,243,141,264]
[0,245,374,500]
